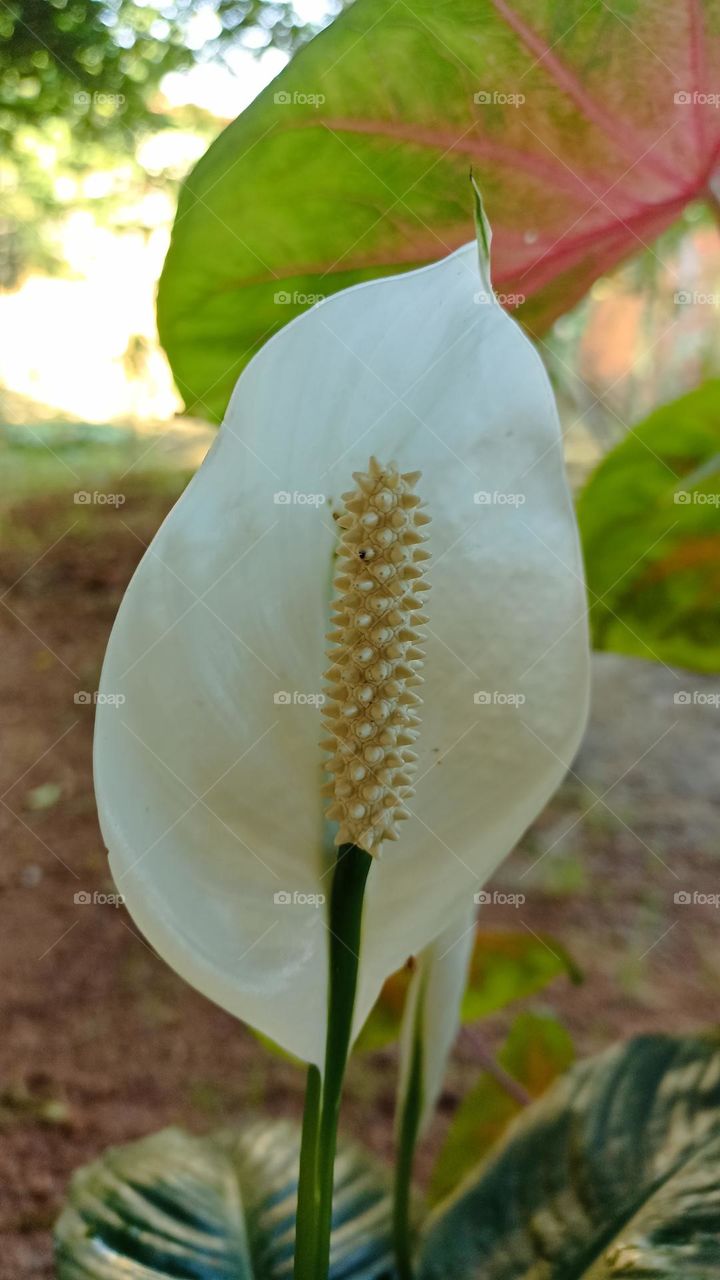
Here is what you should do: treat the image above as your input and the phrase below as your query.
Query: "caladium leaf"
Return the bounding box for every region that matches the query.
[55,1119,394,1279]
[578,379,720,673]
[417,1034,720,1279]
[157,0,720,420]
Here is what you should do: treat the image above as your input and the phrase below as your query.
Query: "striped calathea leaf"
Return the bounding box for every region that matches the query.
[55,1036,720,1277]
[417,1034,720,1279]
[54,1119,393,1279]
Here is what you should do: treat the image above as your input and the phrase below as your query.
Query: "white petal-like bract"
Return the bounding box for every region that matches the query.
[95,241,589,1064]
[397,908,477,1137]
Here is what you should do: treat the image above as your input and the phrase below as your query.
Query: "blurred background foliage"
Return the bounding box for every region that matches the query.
[0,0,343,283]
[1,0,340,147]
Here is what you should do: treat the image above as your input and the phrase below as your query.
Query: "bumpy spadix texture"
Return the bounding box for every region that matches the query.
[322,458,429,854]
[95,238,590,1067]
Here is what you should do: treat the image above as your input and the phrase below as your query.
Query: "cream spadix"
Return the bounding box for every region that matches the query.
[94,232,590,1067]
[322,458,429,855]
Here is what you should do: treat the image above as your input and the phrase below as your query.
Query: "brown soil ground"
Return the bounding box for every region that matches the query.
[1,472,718,1279]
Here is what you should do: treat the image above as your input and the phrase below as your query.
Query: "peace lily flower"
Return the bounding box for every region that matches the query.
[94,223,589,1071]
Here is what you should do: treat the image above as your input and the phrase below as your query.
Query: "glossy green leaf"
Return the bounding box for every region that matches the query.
[55,1119,393,1279]
[355,930,580,1053]
[578,380,720,673]
[429,1012,574,1203]
[418,1033,720,1279]
[460,930,581,1024]
[157,1,720,420]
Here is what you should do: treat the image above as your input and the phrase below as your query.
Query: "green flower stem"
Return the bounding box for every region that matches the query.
[393,1015,424,1280]
[293,1063,322,1279]
[314,842,372,1278]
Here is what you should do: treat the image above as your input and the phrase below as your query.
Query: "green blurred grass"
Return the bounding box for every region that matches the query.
[0,418,208,545]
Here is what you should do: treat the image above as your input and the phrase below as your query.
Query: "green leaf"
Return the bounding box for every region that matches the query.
[429,1012,574,1204]
[356,931,580,1054]
[578,381,720,674]
[156,0,720,420]
[460,930,581,1024]
[55,1119,393,1279]
[418,1033,720,1279]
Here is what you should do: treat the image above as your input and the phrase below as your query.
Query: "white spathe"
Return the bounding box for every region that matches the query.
[94,239,590,1066]
[397,907,477,1137]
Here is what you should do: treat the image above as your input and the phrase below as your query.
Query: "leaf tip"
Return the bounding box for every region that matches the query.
[469,172,492,292]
